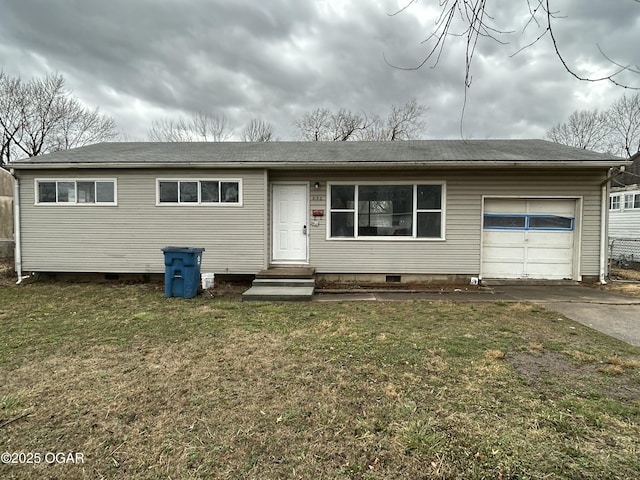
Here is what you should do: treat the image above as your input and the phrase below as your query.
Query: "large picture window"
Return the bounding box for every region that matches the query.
[329,183,444,239]
[157,179,241,205]
[36,179,116,205]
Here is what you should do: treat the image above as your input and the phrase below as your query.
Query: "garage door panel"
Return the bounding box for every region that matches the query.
[527,231,573,246]
[528,201,574,215]
[526,263,573,278]
[482,262,526,278]
[483,246,525,261]
[484,199,525,214]
[527,246,573,261]
[482,199,576,280]
[483,230,526,244]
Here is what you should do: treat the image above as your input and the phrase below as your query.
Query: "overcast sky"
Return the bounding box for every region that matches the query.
[1,0,638,142]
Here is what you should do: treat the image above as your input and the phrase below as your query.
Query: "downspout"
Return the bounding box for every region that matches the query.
[599,166,627,285]
[599,182,608,284]
[10,169,30,284]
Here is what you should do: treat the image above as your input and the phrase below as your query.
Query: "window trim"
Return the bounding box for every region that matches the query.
[155,178,243,206]
[34,178,118,206]
[624,194,635,210]
[326,181,446,241]
[610,194,621,211]
[483,213,574,231]
[624,193,640,210]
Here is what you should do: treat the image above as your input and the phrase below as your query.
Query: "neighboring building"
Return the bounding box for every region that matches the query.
[8,140,630,283]
[610,186,640,237]
[609,151,640,267]
[612,152,640,189]
[0,167,14,258]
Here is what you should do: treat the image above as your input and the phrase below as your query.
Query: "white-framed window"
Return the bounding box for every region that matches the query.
[625,194,634,210]
[36,179,117,205]
[609,195,621,210]
[624,193,640,209]
[156,179,242,205]
[328,182,445,239]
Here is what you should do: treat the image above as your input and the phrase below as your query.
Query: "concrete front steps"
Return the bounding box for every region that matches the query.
[242,267,315,302]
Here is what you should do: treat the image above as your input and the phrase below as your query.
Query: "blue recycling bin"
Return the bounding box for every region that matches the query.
[161,247,205,298]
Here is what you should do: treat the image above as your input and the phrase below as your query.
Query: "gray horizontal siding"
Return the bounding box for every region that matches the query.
[271,169,606,278]
[18,166,607,277]
[18,169,267,274]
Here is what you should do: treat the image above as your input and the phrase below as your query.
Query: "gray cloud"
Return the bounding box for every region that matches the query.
[1,0,638,143]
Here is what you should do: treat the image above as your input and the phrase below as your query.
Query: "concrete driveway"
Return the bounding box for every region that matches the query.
[315,285,640,348]
[498,286,640,348]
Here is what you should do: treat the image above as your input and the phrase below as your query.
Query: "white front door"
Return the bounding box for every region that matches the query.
[272,184,308,263]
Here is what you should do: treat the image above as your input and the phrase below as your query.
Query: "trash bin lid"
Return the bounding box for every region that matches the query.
[161,247,206,253]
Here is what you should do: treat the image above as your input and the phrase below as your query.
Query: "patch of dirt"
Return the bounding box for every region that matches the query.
[205,280,251,300]
[508,350,640,401]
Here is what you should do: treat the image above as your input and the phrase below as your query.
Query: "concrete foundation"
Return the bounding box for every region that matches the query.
[317,273,476,285]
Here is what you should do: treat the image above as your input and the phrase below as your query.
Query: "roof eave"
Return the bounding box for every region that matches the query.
[9,159,631,170]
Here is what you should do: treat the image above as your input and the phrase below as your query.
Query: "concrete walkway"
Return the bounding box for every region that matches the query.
[314,286,640,348]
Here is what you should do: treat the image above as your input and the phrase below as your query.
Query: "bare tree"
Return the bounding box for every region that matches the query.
[295,108,335,141]
[363,99,428,141]
[241,119,274,142]
[148,112,233,142]
[295,99,427,141]
[0,72,118,165]
[147,117,191,142]
[0,72,23,164]
[389,1,640,90]
[546,93,640,158]
[546,110,613,152]
[608,93,640,157]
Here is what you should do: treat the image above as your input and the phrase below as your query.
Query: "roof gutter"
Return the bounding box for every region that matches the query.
[8,160,633,170]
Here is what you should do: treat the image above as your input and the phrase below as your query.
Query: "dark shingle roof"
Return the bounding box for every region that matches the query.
[9,139,626,169]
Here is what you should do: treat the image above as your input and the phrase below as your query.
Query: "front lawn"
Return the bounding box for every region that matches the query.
[1,281,639,479]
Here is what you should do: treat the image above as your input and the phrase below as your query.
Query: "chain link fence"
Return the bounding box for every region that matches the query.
[609,237,640,271]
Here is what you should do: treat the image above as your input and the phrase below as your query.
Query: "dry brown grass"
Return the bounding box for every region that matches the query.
[608,268,640,296]
[1,282,639,479]
[611,267,640,282]
[483,349,506,361]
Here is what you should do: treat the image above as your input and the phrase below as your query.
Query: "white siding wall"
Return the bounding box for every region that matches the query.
[609,189,640,238]
[18,169,267,274]
[271,169,605,277]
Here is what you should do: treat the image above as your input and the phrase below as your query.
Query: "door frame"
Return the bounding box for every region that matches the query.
[270,182,310,265]
[479,196,583,281]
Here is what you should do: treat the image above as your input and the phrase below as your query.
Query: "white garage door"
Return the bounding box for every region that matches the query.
[482,199,577,280]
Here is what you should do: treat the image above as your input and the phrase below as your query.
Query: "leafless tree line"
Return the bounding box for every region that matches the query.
[0,72,118,165]
[147,98,427,143]
[294,99,427,141]
[1,72,428,164]
[148,114,274,142]
[546,93,640,157]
